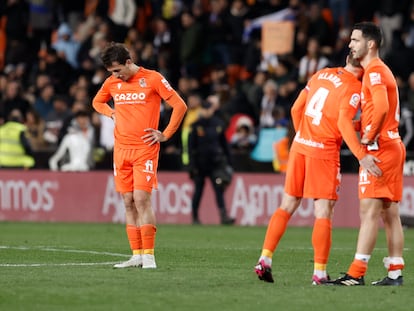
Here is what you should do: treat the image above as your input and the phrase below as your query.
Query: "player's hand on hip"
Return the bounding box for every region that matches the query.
[142,128,167,145]
[359,154,382,177]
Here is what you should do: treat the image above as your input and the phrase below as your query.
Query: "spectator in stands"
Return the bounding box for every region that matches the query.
[178,9,205,79]
[28,73,52,96]
[25,108,48,152]
[152,16,173,55]
[327,0,350,33]
[400,72,414,150]
[28,0,58,57]
[227,0,250,66]
[376,0,409,58]
[0,80,31,122]
[58,99,91,144]
[43,95,72,148]
[400,105,414,148]
[306,2,333,49]
[97,111,115,152]
[58,1,85,32]
[259,79,280,128]
[76,17,110,71]
[402,3,414,49]
[0,109,35,169]
[35,47,76,94]
[96,0,137,43]
[2,0,30,66]
[49,110,94,172]
[52,22,81,69]
[384,30,414,82]
[0,74,7,123]
[241,70,267,124]
[33,83,55,119]
[177,75,201,100]
[88,29,111,67]
[230,115,257,153]
[204,0,230,66]
[404,72,414,113]
[241,27,263,80]
[298,37,330,84]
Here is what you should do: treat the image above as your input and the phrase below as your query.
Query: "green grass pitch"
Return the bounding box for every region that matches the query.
[0,222,413,311]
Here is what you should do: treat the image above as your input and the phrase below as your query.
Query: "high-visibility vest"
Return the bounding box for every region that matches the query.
[272,137,289,173]
[0,121,35,168]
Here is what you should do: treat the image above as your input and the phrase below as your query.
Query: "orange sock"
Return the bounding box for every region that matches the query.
[126,225,142,255]
[141,224,157,255]
[347,259,368,278]
[312,218,332,266]
[261,208,291,257]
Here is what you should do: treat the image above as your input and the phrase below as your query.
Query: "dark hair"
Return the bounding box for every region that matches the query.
[100,42,131,68]
[74,110,90,118]
[353,22,383,49]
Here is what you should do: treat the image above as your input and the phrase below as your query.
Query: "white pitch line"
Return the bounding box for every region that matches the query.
[0,262,119,267]
[0,245,130,267]
[0,245,130,257]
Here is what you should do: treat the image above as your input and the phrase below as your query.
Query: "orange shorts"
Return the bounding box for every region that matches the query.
[284,150,341,200]
[358,140,405,201]
[113,145,159,194]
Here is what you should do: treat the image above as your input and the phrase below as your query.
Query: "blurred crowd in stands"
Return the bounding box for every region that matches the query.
[1,0,414,172]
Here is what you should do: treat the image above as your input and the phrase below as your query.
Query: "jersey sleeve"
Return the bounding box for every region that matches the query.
[291,88,308,132]
[92,79,115,118]
[151,71,188,139]
[365,85,388,141]
[337,83,365,160]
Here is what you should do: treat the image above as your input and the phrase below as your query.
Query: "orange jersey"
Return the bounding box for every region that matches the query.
[92,67,187,149]
[291,67,362,160]
[360,58,401,144]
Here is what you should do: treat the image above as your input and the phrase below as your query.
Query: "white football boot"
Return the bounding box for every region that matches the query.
[113,254,142,268]
[142,254,157,269]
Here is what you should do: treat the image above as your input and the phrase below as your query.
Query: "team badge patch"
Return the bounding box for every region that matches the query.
[349,93,360,108]
[369,72,381,85]
[139,78,147,87]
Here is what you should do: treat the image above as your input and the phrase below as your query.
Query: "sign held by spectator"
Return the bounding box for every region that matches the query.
[262,21,295,55]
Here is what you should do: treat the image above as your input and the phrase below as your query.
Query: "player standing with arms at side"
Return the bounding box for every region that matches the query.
[329,22,406,286]
[92,42,187,269]
[254,54,380,284]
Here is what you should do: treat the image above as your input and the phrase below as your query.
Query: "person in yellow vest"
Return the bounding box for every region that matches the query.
[181,92,203,167]
[0,109,35,168]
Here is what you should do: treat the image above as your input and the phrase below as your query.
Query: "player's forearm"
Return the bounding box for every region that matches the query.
[162,95,187,139]
[92,100,114,118]
[338,111,366,160]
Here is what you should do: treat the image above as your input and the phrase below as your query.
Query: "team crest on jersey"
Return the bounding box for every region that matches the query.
[349,93,360,108]
[117,83,122,89]
[369,72,381,85]
[139,78,147,87]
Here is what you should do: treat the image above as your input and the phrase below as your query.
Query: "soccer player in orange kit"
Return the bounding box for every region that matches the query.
[254,54,382,285]
[329,22,406,286]
[92,42,187,269]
